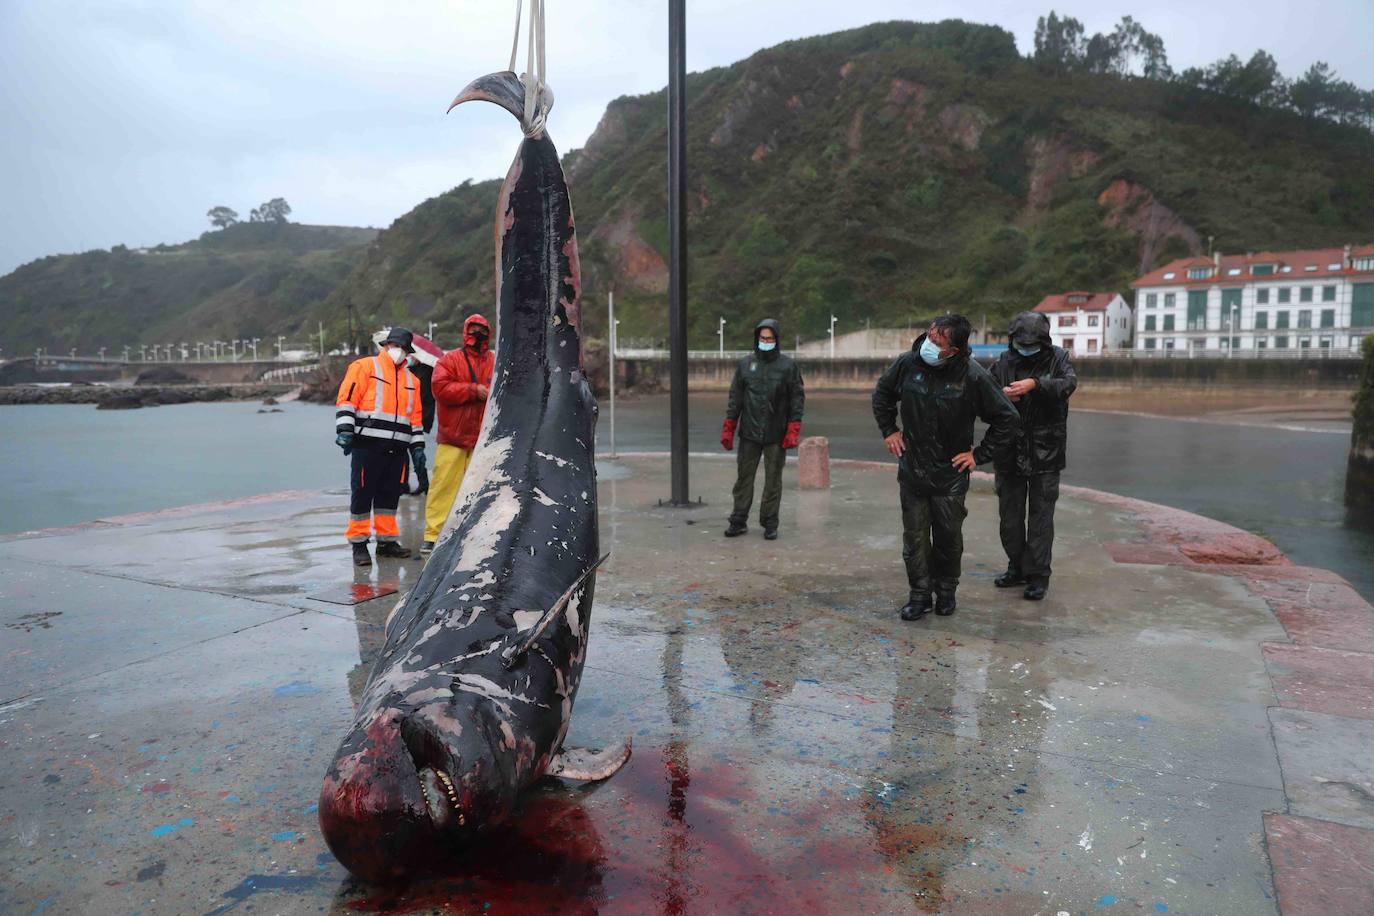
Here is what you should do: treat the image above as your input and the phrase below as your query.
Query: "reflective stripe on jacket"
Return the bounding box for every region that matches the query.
[335,355,424,446]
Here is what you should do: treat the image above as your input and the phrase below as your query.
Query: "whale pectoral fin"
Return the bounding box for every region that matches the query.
[503,552,611,668]
[546,739,632,783]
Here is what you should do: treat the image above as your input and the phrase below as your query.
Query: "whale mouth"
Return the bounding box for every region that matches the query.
[418,767,465,829]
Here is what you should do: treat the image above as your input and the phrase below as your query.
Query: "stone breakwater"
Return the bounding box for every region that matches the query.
[0,383,296,409]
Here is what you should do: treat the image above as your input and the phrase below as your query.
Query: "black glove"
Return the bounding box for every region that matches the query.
[336,432,354,456]
[410,443,426,470]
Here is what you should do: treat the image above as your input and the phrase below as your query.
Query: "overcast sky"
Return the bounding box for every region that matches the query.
[2,0,1371,276]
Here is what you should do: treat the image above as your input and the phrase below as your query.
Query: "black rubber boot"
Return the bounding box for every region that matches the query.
[934,591,957,616]
[763,527,778,540]
[352,542,372,568]
[1023,579,1047,601]
[724,522,748,538]
[994,568,1026,588]
[376,541,412,559]
[900,592,933,621]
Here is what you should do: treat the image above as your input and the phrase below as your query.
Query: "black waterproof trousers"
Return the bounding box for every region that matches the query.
[730,437,785,529]
[899,474,969,598]
[995,471,1060,582]
[348,444,409,543]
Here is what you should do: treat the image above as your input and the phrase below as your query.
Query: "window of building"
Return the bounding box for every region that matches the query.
[1328,263,1342,271]
[1163,315,1175,331]
[1144,338,1157,350]
[1279,288,1291,303]
[1227,268,1241,276]
[1221,288,1242,330]
[1088,314,1100,327]
[1256,338,1268,349]
[1300,286,1314,302]
[1063,338,1075,350]
[1323,286,1336,302]
[1277,311,1291,329]
[1145,293,1157,308]
[1304,265,1318,273]
[1281,266,1293,273]
[1164,339,1175,350]
[1354,257,1374,271]
[1164,293,1176,308]
[1275,335,1289,349]
[1319,337,1332,349]
[1320,309,1335,328]
[1163,272,1176,280]
[1257,288,1270,304]
[1252,264,1275,276]
[1187,267,1213,280]
[1087,339,1098,352]
[1059,315,1077,327]
[1299,337,1312,349]
[1145,316,1156,331]
[1187,290,1208,330]
[1255,311,1269,330]
[1298,310,1312,329]
[1354,283,1374,327]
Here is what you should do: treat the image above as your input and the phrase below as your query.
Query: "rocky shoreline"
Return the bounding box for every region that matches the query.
[0,383,298,409]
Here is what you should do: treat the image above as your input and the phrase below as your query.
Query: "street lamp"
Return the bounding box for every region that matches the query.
[122,346,130,362]
[70,348,77,358]
[828,314,838,359]
[718,317,726,356]
[98,347,106,361]
[427,321,438,341]
[1229,304,1240,358]
[250,338,260,360]
[276,335,286,358]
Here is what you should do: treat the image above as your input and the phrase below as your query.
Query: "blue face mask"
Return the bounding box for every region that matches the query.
[1014,344,1041,357]
[919,337,947,366]
[757,340,777,352]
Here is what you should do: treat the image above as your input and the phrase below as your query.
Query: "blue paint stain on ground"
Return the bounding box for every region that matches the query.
[304,803,318,814]
[272,681,321,698]
[224,795,241,803]
[1097,894,1117,907]
[29,898,53,915]
[150,817,194,838]
[1155,905,1169,913]
[271,831,298,842]
[1137,714,1151,721]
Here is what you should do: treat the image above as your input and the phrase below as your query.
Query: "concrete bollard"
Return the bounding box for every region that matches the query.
[798,436,831,489]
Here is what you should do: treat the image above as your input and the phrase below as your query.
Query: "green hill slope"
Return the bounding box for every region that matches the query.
[319,20,1374,349]
[0,222,376,353]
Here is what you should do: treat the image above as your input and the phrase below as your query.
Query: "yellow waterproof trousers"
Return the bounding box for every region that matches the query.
[424,444,473,541]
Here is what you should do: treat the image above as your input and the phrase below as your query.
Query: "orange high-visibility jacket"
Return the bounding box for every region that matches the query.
[335,354,424,447]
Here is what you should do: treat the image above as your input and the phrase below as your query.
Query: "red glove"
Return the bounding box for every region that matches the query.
[720,418,737,451]
[782,421,801,450]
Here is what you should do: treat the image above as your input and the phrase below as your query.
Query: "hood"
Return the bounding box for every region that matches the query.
[754,318,782,359]
[463,314,492,352]
[1008,312,1053,351]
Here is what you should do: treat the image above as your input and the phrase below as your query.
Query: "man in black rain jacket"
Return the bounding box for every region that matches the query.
[987,311,1077,600]
[720,318,806,540]
[872,314,1018,620]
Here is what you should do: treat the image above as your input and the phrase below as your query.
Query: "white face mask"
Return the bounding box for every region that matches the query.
[387,346,406,365]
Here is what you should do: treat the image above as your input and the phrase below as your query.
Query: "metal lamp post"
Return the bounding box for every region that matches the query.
[276,335,286,358]
[250,338,260,360]
[664,0,691,506]
[829,314,838,358]
[718,317,726,356]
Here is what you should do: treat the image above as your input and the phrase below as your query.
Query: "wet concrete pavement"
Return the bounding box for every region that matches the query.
[2,456,1372,914]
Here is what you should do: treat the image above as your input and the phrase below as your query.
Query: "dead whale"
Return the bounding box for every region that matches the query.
[318,68,627,884]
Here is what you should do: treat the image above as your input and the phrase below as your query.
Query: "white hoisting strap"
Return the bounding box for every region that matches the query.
[507,0,552,137]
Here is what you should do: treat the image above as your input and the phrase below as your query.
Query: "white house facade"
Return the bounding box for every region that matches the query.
[1032,292,1133,356]
[1131,245,1374,353]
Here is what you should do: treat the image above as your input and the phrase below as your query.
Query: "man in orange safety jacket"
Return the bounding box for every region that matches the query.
[335,327,425,567]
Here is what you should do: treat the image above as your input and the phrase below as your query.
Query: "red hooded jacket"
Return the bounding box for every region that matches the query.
[432,314,495,449]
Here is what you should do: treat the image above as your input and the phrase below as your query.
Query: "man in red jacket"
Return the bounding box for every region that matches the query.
[422,314,496,556]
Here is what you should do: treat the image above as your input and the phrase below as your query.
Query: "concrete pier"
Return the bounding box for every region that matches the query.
[2,456,1372,914]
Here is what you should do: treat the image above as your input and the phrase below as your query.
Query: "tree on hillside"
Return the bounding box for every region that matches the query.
[207,206,239,229]
[1033,11,1085,73]
[249,198,292,224]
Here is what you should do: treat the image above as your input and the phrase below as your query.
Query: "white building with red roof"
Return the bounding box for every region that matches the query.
[1131,244,1374,353]
[1032,292,1132,356]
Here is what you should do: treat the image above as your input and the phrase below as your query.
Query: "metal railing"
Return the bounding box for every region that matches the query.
[261,363,320,380]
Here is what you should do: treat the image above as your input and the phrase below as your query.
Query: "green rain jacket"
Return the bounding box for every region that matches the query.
[872,333,1019,494]
[726,318,806,445]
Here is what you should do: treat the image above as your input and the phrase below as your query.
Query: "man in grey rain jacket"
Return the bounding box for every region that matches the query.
[721,319,806,540]
[987,311,1077,600]
[872,314,1018,620]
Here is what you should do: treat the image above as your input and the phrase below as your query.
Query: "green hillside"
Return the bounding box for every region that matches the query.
[5,19,1372,354]
[317,20,1374,349]
[0,222,376,353]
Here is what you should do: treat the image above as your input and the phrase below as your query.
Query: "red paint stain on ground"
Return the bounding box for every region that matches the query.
[141,782,173,794]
